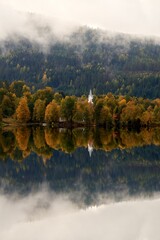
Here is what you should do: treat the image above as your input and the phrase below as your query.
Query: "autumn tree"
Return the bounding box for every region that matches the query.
[74,99,93,125]
[45,100,60,123]
[120,100,143,127]
[100,105,112,126]
[141,107,153,126]
[16,97,31,123]
[153,105,160,124]
[33,99,46,122]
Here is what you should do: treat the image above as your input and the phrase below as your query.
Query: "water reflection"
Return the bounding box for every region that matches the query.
[0,190,160,240]
[0,127,160,160]
[0,127,160,239]
[0,127,160,203]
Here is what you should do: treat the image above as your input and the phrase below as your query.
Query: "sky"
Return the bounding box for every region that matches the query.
[0,0,160,39]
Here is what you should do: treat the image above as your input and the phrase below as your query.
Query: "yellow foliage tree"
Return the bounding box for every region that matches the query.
[73,99,93,124]
[33,99,46,122]
[16,97,30,123]
[45,100,60,123]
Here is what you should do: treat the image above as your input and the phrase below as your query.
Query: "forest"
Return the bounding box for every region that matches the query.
[0,80,160,128]
[0,27,160,98]
[0,81,160,129]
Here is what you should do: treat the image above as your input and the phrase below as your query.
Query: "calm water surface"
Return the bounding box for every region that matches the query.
[0,127,160,240]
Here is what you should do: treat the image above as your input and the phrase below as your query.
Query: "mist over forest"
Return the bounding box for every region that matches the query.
[0,19,160,98]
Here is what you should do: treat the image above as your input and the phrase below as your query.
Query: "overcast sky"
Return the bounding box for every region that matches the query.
[0,0,160,39]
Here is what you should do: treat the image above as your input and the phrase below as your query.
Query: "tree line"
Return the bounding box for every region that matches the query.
[0,81,160,128]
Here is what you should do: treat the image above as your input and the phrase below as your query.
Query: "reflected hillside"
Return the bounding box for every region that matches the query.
[0,127,160,204]
[0,127,160,161]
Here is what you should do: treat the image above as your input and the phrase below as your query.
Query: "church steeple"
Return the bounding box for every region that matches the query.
[88,90,93,104]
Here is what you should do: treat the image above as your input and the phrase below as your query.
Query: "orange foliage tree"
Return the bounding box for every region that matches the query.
[16,97,30,123]
[45,100,60,123]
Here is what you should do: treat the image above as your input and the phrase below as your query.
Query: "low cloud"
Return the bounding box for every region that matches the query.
[0,3,77,44]
[0,189,160,240]
[1,0,160,43]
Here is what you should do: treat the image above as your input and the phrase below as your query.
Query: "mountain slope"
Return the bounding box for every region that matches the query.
[0,27,160,98]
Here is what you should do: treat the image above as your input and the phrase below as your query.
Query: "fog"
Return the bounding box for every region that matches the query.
[0,189,160,240]
[1,0,160,42]
[0,4,77,44]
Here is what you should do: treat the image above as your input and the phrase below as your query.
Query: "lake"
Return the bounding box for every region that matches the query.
[0,127,160,240]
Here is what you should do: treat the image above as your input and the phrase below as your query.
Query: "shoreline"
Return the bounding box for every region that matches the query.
[1,119,160,130]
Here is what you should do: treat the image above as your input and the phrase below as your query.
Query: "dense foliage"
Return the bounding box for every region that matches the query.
[0,27,160,98]
[0,81,160,128]
[0,127,160,160]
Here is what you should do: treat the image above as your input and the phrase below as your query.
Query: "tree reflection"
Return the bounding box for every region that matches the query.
[33,127,46,149]
[44,128,60,150]
[0,130,15,160]
[0,127,160,202]
[0,127,160,161]
[15,127,31,151]
[60,130,76,153]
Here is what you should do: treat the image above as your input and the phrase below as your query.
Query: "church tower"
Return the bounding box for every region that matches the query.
[88,90,93,104]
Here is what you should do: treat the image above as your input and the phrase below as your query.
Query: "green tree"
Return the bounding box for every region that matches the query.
[61,96,76,122]
[54,92,63,104]
[2,95,15,117]
[0,107,2,122]
[33,87,54,105]
[94,99,104,125]
[9,80,25,98]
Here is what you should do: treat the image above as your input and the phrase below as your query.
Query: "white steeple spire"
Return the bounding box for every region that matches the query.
[88,89,93,104]
[88,143,93,157]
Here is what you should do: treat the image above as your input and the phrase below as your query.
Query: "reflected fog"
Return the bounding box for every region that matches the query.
[0,127,160,239]
[1,190,160,240]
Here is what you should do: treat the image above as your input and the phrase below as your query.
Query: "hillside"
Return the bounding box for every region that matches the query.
[0,27,160,98]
